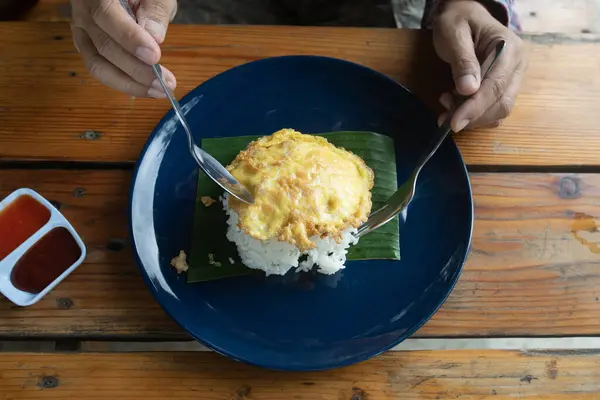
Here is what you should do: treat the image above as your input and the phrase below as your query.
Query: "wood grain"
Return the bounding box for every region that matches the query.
[1,350,600,399]
[23,0,600,36]
[1,22,600,166]
[0,169,182,338]
[21,0,71,22]
[516,0,600,35]
[0,170,599,338]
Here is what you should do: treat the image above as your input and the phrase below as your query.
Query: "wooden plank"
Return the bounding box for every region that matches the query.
[1,22,600,166]
[22,0,600,36]
[516,0,600,35]
[436,173,600,336]
[0,169,599,338]
[0,169,182,338]
[1,350,600,398]
[21,0,71,22]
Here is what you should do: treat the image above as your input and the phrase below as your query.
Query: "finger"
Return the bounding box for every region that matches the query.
[91,0,160,65]
[136,0,177,44]
[471,118,503,130]
[468,60,526,129]
[85,22,176,90]
[438,93,452,126]
[439,20,481,96]
[450,45,518,132]
[439,92,454,110]
[72,25,164,98]
[438,112,448,127]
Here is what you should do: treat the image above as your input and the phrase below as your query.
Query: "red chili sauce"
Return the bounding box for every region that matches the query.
[10,227,82,294]
[0,195,50,261]
[0,194,82,294]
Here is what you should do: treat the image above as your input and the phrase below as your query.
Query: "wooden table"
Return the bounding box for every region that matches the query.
[1,22,600,399]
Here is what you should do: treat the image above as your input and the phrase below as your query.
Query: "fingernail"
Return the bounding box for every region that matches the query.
[141,19,166,43]
[455,119,470,132]
[151,78,175,92]
[162,69,177,89]
[151,79,162,91]
[438,113,447,127]
[456,75,478,94]
[148,87,166,98]
[136,46,158,65]
[439,93,453,110]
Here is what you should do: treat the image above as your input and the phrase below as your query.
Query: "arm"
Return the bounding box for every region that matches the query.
[423,0,521,31]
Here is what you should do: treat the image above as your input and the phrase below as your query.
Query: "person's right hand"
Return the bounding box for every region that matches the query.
[70,0,178,98]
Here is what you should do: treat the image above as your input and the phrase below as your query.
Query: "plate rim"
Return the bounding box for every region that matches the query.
[128,54,474,371]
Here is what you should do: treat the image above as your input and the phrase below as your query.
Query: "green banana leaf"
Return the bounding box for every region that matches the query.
[187,131,399,283]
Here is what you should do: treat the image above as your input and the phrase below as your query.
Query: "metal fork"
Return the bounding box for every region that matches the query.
[355,40,506,238]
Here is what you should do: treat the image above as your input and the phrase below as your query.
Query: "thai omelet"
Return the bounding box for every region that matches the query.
[226,129,374,251]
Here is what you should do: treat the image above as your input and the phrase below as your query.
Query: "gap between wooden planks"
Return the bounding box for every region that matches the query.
[1,22,600,166]
[1,350,600,399]
[0,169,598,338]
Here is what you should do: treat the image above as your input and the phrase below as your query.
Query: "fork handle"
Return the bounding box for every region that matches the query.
[355,40,506,239]
[414,40,506,176]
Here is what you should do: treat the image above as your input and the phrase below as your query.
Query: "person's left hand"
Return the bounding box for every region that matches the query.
[433,0,528,132]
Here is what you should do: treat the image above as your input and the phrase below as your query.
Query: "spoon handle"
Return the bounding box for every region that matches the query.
[118,0,255,204]
[150,65,197,153]
[118,1,197,153]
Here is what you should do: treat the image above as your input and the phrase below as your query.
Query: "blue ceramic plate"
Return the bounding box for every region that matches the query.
[130,56,473,371]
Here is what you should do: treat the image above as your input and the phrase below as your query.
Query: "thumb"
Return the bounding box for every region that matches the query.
[136,0,177,44]
[445,23,481,96]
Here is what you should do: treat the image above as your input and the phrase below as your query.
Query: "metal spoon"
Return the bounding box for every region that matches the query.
[355,40,506,238]
[119,0,254,205]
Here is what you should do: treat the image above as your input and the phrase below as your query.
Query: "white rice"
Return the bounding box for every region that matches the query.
[223,195,359,275]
